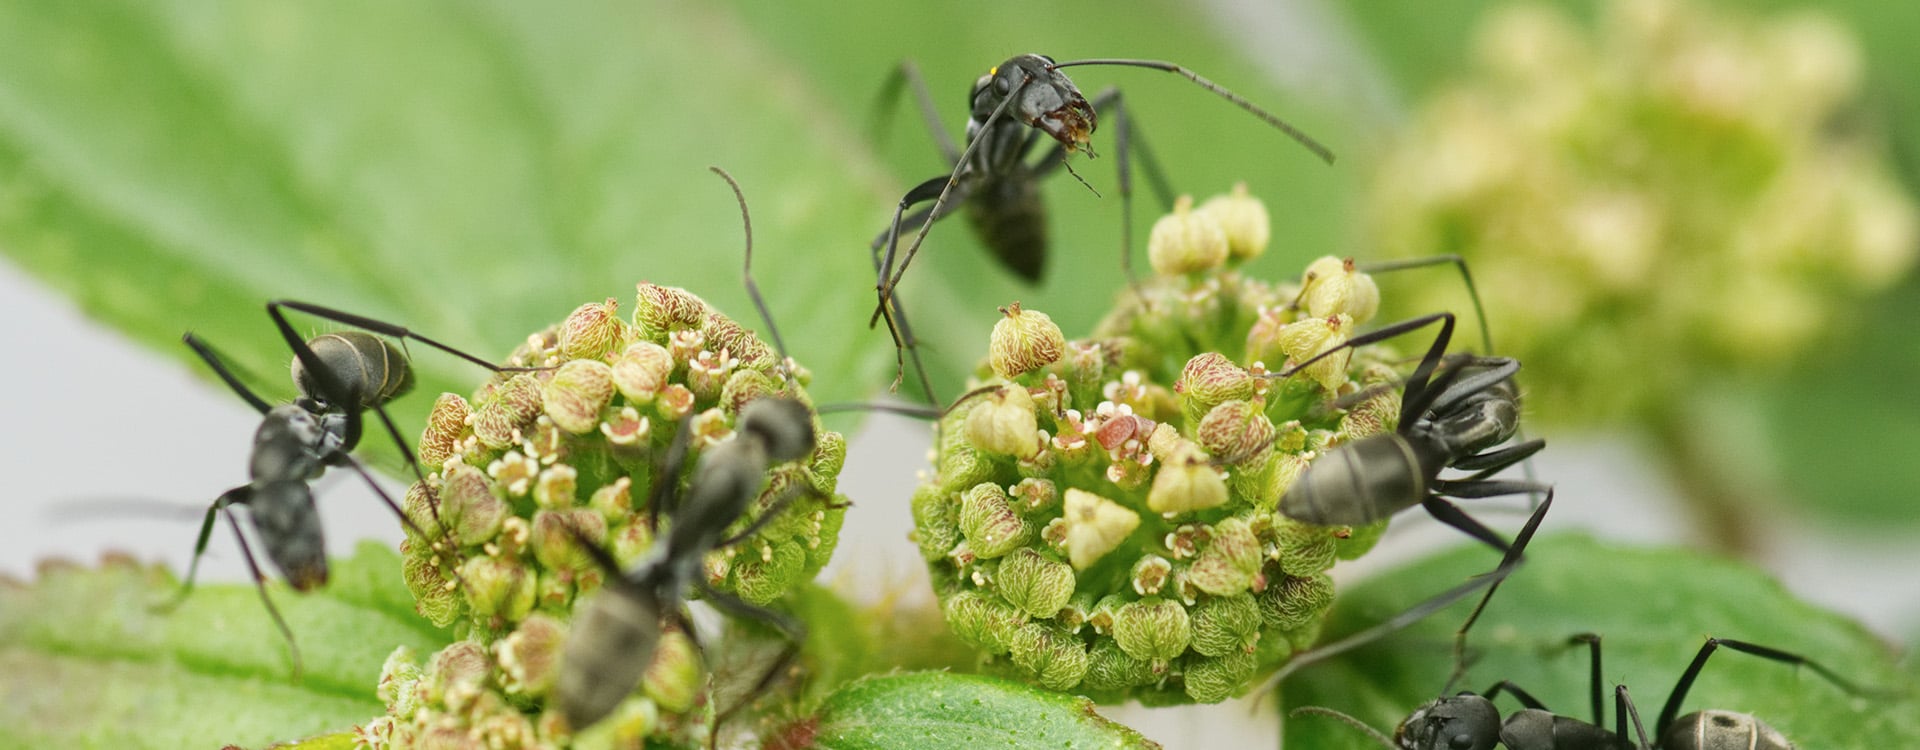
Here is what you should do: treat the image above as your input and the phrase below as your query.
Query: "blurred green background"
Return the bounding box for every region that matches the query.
[2,1,1917,748]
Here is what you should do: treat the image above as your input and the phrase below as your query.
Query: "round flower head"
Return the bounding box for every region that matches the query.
[913,186,1415,703]
[377,282,848,748]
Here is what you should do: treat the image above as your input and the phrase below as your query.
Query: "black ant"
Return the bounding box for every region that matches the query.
[554,167,824,735]
[1295,619,1871,749]
[171,300,523,677]
[869,53,1334,402]
[1269,310,1549,555]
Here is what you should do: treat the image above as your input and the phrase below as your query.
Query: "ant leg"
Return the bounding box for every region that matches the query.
[1419,496,1509,554]
[181,334,274,416]
[649,413,697,531]
[1256,493,1549,701]
[870,60,961,164]
[1618,685,1653,750]
[1356,255,1494,354]
[1050,59,1334,164]
[1275,312,1457,427]
[869,176,953,403]
[1077,86,1176,307]
[716,483,824,549]
[1480,680,1550,711]
[1441,492,1551,692]
[225,505,303,681]
[1567,633,1605,726]
[1449,440,1546,478]
[693,580,805,729]
[152,488,247,614]
[1655,637,1867,739]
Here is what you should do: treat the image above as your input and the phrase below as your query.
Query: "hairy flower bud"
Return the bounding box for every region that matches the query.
[1258,572,1333,632]
[419,393,470,471]
[996,548,1076,618]
[1176,353,1256,425]
[1082,639,1160,692]
[989,302,1066,379]
[543,359,616,435]
[559,298,630,361]
[1187,516,1262,596]
[1112,597,1191,663]
[496,614,565,698]
[1277,314,1354,392]
[959,483,1031,559]
[1183,650,1257,703]
[1009,622,1091,691]
[1149,195,1229,275]
[610,341,674,404]
[633,283,709,337]
[472,374,544,449]
[642,628,703,714]
[441,463,506,546]
[945,589,1025,655]
[1190,593,1262,657]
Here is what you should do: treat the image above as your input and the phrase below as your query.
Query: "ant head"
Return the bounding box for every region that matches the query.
[976,54,1095,153]
[738,397,816,464]
[292,331,414,410]
[1394,694,1501,750]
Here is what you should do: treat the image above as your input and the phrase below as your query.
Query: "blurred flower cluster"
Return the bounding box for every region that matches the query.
[360,285,848,748]
[1371,0,1917,424]
[912,185,1410,703]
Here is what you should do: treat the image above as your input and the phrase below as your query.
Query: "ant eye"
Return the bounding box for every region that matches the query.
[1449,735,1474,750]
[994,77,1011,96]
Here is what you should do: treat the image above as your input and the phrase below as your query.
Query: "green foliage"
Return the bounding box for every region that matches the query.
[0,543,449,749]
[1281,533,1920,749]
[790,672,1160,749]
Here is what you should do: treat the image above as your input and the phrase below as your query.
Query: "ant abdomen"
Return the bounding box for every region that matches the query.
[292,330,414,409]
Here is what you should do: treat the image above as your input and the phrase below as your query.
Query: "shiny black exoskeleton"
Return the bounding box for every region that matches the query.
[870,53,1334,402]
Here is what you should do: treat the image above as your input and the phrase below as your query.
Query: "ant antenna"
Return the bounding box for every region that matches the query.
[708,166,793,386]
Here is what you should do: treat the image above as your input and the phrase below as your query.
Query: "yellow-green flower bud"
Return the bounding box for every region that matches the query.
[1296,256,1380,324]
[587,477,634,522]
[1190,593,1262,657]
[531,509,605,572]
[944,589,1025,655]
[1195,400,1276,468]
[462,555,535,624]
[1273,517,1337,576]
[1176,353,1256,425]
[441,463,506,547]
[633,282,710,337]
[419,393,470,471]
[1061,488,1140,570]
[496,613,565,698]
[729,539,807,605]
[543,360,616,435]
[1009,622,1091,691]
[911,484,963,563]
[1112,597,1191,662]
[402,541,458,627]
[472,374,544,449]
[1277,314,1354,392]
[1082,639,1160,692]
[989,302,1066,379]
[642,627,703,714]
[1149,195,1229,276]
[996,548,1076,618]
[703,315,776,372]
[1258,572,1333,631]
[559,298,630,361]
[965,385,1041,460]
[426,640,491,701]
[1147,443,1229,515]
[1196,182,1272,262]
[1187,517,1261,596]
[1183,650,1257,703]
[610,341,674,404]
[959,482,1031,559]
[377,646,423,716]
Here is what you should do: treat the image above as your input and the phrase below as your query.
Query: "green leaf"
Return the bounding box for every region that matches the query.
[0,1,899,460]
[790,671,1160,749]
[0,542,449,749]
[1280,533,1919,749]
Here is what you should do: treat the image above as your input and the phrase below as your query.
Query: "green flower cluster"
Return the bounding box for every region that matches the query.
[1371,0,1918,424]
[362,283,848,748]
[913,185,1402,703]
